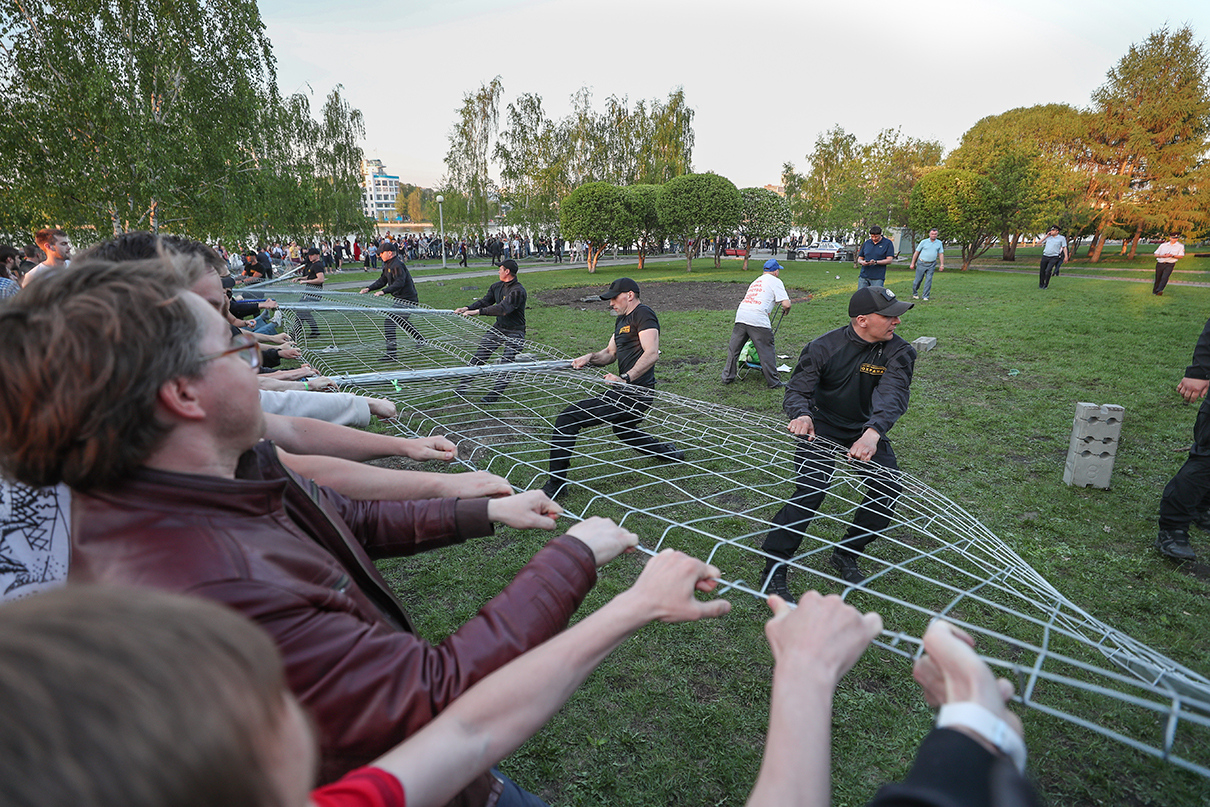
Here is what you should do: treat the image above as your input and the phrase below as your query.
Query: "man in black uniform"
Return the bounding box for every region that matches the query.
[760,286,917,597]
[455,259,528,403]
[295,246,324,338]
[359,242,424,360]
[540,278,684,500]
[1155,317,1210,561]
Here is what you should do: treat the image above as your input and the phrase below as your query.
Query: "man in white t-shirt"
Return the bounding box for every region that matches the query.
[721,259,792,388]
[1152,232,1186,296]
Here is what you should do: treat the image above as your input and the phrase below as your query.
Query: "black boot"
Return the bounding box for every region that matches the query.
[761,557,796,605]
[1155,529,1196,561]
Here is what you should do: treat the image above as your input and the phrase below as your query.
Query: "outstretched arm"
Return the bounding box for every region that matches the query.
[370,550,731,807]
[747,592,882,807]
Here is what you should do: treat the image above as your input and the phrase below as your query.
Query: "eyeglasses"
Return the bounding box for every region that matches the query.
[200,334,261,370]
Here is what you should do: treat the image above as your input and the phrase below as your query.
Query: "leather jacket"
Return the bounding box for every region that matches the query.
[69,442,598,804]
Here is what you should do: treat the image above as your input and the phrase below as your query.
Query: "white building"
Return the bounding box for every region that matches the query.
[362,159,401,222]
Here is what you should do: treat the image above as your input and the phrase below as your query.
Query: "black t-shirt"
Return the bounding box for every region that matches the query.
[614,303,659,388]
[305,261,324,288]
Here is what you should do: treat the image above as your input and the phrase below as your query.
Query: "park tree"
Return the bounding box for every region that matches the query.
[442,76,504,235]
[737,187,792,271]
[656,173,742,272]
[559,181,625,273]
[495,92,569,236]
[620,184,664,270]
[1083,24,1210,261]
[949,104,1096,260]
[909,169,1000,271]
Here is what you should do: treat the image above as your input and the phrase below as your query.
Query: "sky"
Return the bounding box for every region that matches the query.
[258,0,1210,190]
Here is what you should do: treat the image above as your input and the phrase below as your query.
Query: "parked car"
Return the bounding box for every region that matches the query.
[796,241,854,261]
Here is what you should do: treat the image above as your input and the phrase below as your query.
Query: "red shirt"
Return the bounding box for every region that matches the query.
[312,767,405,807]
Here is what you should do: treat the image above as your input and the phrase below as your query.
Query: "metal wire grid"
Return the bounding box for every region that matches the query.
[252,285,1210,777]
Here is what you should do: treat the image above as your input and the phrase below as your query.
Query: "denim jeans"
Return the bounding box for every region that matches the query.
[912,260,936,298]
[857,276,884,289]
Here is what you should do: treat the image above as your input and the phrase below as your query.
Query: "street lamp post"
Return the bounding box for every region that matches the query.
[436,195,446,269]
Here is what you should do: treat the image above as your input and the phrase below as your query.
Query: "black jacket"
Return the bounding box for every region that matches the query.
[783,325,916,438]
[468,279,527,332]
[367,256,418,302]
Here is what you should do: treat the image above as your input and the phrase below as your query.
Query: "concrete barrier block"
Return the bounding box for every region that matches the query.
[1064,402,1124,489]
[912,336,937,352]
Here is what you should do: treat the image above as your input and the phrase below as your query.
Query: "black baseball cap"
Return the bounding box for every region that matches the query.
[849,286,913,318]
[379,243,397,253]
[500,259,519,275]
[1047,224,1061,232]
[600,277,640,299]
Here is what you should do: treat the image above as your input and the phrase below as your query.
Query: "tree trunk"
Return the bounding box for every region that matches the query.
[961,244,974,271]
[1000,227,1014,261]
[149,198,159,234]
[1089,223,1109,262]
[685,239,693,272]
[741,236,752,272]
[637,247,646,271]
[1127,221,1143,259]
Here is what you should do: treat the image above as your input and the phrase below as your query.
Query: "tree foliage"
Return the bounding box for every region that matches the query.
[1082,24,1210,260]
[441,76,504,236]
[737,187,791,271]
[0,0,370,245]
[620,184,664,270]
[909,169,1000,270]
[559,181,625,273]
[656,173,741,272]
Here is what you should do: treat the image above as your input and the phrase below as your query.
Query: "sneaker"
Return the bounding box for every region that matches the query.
[911,294,920,300]
[761,559,796,605]
[1155,529,1196,561]
[655,443,685,463]
[767,381,786,389]
[481,392,500,404]
[829,550,867,584]
[540,478,566,501]
[922,297,929,301]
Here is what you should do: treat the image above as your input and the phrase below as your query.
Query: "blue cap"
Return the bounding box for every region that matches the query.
[763,259,782,272]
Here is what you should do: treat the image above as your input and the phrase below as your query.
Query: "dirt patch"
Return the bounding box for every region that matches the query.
[537,281,812,313]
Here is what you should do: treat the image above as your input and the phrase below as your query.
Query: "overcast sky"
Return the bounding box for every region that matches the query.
[258,0,1209,189]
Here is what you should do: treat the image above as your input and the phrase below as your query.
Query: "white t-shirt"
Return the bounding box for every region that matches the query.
[1155,241,1185,263]
[0,480,71,601]
[735,274,789,329]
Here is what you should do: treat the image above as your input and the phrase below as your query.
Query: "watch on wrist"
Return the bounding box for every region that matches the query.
[621,373,631,383]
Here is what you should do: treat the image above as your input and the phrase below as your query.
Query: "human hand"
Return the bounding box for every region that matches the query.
[374,290,385,297]
[358,288,369,294]
[1177,377,1210,403]
[912,620,1023,748]
[764,590,881,686]
[847,428,880,461]
[443,470,512,498]
[279,347,302,360]
[565,517,639,567]
[400,435,459,462]
[603,373,623,383]
[261,299,278,309]
[622,549,731,623]
[308,376,337,392]
[571,354,592,370]
[366,397,397,419]
[486,489,563,530]
[455,306,468,315]
[787,415,815,438]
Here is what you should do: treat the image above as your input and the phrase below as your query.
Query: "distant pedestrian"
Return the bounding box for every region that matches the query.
[909,229,945,301]
[1152,232,1186,296]
[856,226,894,289]
[1038,225,1068,289]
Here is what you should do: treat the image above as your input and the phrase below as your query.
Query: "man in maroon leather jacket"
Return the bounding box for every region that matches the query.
[0,257,637,807]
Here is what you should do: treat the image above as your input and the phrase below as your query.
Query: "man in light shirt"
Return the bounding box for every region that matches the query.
[1038,225,1068,290]
[721,259,792,389]
[1152,232,1186,296]
[910,229,945,301]
[20,228,72,288]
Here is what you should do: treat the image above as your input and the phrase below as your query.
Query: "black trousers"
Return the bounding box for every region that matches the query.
[1039,256,1063,288]
[722,322,780,386]
[1159,396,1210,531]
[297,289,321,337]
[548,386,673,482]
[762,420,902,559]
[384,298,424,357]
[467,328,525,395]
[1153,261,1176,294]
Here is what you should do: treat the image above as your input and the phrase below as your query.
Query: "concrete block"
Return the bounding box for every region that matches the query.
[912,336,937,352]
[1064,402,1124,489]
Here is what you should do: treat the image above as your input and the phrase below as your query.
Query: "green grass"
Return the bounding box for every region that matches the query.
[370,259,1210,806]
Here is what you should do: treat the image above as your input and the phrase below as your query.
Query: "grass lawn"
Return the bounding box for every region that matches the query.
[351,257,1210,805]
